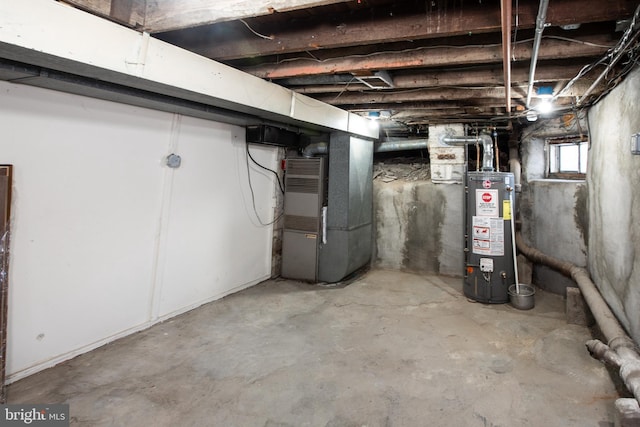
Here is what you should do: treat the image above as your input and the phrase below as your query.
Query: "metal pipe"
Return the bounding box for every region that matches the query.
[374,139,428,153]
[303,139,431,157]
[509,190,519,293]
[508,150,522,192]
[515,232,640,404]
[493,129,500,171]
[442,134,494,171]
[586,339,623,368]
[525,0,550,108]
[500,0,512,115]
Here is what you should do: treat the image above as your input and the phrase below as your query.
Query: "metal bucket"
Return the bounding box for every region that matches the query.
[508,284,535,310]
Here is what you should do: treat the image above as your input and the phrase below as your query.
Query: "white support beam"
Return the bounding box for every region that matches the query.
[0,0,376,139]
[144,0,351,33]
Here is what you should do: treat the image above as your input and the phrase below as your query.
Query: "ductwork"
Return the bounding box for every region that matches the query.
[525,0,550,108]
[302,142,328,158]
[515,232,640,406]
[374,139,428,153]
[441,134,494,171]
[302,139,430,157]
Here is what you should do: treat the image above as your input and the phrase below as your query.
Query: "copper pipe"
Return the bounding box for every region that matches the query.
[500,0,512,115]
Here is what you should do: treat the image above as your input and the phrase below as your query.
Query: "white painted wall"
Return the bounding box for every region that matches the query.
[0,80,278,381]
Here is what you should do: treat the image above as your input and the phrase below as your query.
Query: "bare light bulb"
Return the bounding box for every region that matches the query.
[536,98,553,114]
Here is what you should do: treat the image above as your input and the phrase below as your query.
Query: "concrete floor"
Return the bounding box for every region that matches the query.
[8,269,621,426]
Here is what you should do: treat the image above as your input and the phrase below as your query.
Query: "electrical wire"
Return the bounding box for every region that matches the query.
[239,19,274,40]
[543,35,614,49]
[244,143,284,227]
[555,5,640,103]
[514,9,640,122]
[332,76,356,102]
[246,142,285,194]
[259,36,613,67]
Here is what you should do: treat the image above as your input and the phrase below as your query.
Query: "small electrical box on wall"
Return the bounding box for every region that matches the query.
[632,133,640,155]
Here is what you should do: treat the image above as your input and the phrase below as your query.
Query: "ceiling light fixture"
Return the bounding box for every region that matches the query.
[536,99,553,114]
[535,86,554,114]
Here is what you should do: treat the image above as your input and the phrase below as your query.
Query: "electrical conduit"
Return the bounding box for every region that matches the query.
[525,0,550,108]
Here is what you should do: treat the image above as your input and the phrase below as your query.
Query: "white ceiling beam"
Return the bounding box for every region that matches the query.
[0,0,376,139]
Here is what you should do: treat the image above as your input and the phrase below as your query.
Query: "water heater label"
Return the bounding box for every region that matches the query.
[472,216,504,256]
[476,189,499,216]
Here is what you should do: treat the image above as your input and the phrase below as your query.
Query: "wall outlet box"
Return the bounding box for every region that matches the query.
[632,133,640,155]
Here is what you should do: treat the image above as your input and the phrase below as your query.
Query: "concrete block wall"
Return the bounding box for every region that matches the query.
[519,124,588,294]
[373,180,464,277]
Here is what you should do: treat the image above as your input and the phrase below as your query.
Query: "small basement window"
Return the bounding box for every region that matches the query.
[546,136,588,179]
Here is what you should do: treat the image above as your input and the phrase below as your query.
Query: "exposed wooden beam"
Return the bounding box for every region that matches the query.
[351,99,514,111]
[144,0,351,33]
[191,0,635,60]
[61,0,145,28]
[243,35,611,79]
[110,0,136,25]
[315,79,602,106]
[316,87,523,105]
[349,96,578,115]
[289,64,587,94]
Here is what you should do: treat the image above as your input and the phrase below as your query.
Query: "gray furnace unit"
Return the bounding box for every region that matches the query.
[281,157,326,281]
[281,132,373,283]
[464,171,516,303]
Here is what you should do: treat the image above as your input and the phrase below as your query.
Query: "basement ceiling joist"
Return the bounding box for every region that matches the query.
[62,0,354,31]
[289,63,587,93]
[145,0,353,32]
[239,34,611,79]
[56,0,640,131]
[166,0,634,61]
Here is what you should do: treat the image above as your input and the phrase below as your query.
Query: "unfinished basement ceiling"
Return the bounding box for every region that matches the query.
[64,0,638,135]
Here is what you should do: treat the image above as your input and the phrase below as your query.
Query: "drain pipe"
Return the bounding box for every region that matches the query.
[515,232,640,405]
[508,132,522,192]
[525,0,550,108]
[442,134,494,171]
